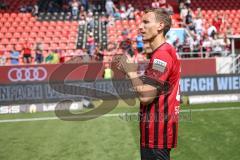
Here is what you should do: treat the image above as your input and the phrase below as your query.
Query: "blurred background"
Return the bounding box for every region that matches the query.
[0,0,240,160]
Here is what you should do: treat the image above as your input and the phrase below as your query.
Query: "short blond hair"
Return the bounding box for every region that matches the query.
[144,8,172,36]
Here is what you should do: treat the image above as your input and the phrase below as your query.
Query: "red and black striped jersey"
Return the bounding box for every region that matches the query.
[140,42,180,149]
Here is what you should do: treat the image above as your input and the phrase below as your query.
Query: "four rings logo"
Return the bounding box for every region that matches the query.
[8,67,48,82]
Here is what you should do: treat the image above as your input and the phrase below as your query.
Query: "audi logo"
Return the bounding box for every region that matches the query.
[8,67,48,82]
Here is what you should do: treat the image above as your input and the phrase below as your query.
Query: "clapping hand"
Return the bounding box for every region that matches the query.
[112,54,138,77]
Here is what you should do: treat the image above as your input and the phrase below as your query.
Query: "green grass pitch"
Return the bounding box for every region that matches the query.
[0,100,240,160]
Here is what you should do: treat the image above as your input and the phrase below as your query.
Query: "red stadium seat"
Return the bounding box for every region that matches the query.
[29,32,37,38]
[15,44,23,51]
[44,37,52,43]
[13,32,21,39]
[60,43,67,50]
[0,44,5,50]
[5,32,12,38]
[1,38,9,45]
[6,44,13,51]
[10,38,18,44]
[43,44,50,50]
[68,43,76,49]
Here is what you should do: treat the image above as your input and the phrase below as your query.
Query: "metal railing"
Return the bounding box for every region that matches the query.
[234,54,240,73]
[178,50,230,59]
[217,54,240,74]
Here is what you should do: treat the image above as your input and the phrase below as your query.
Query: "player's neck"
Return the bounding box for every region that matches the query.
[149,34,166,52]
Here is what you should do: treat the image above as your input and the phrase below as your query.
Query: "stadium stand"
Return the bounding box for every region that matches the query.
[0,0,239,65]
[190,0,240,35]
[0,13,79,65]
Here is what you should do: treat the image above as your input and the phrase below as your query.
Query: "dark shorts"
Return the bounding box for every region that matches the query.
[23,54,31,59]
[137,47,143,53]
[141,147,171,160]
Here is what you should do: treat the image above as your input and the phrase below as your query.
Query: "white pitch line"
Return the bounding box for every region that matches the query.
[0,106,240,123]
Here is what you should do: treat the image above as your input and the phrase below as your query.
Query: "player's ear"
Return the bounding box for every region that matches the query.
[157,21,164,32]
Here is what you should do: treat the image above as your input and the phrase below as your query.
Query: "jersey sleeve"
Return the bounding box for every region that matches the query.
[140,50,173,94]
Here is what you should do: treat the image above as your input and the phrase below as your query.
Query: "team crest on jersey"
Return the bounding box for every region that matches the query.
[152,59,167,73]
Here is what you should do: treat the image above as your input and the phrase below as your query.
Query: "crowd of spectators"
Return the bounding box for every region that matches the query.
[43,0,103,15]
[0,0,39,15]
[177,0,232,57]
[151,0,174,15]
[0,0,236,66]
[0,43,62,66]
[0,0,9,10]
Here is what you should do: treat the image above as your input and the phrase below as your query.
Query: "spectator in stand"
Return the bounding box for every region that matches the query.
[126,4,135,20]
[121,28,129,39]
[180,5,188,22]
[47,1,56,13]
[62,0,70,12]
[94,44,104,61]
[103,63,113,79]
[194,16,204,35]
[100,14,109,25]
[185,0,191,8]
[92,0,102,12]
[22,44,32,64]
[25,3,33,12]
[119,3,127,19]
[202,35,212,57]
[221,34,231,55]
[179,1,184,13]
[0,50,6,66]
[187,21,195,35]
[105,0,116,17]
[190,35,201,57]
[0,0,9,10]
[159,0,166,7]
[107,15,115,26]
[181,36,191,58]
[185,13,196,36]
[207,23,217,37]
[45,50,60,64]
[173,38,181,52]
[196,7,202,18]
[45,52,52,64]
[71,0,80,17]
[211,34,223,57]
[10,47,20,65]
[118,36,134,57]
[32,4,39,16]
[226,25,234,35]
[212,15,223,33]
[79,14,86,25]
[86,11,94,30]
[59,50,65,63]
[185,8,193,25]
[136,32,144,54]
[80,0,89,11]
[35,49,43,64]
[113,8,121,20]
[165,3,174,15]
[35,42,43,51]
[79,5,86,16]
[19,5,28,13]
[87,32,95,57]
[152,0,160,9]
